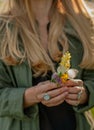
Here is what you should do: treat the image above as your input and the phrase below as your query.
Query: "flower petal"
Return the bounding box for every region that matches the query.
[67,69,79,79]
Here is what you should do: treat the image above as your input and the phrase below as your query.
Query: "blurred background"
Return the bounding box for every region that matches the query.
[0,0,94,16]
[85,0,94,16]
[0,0,94,11]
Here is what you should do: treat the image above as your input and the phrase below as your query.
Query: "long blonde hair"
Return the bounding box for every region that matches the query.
[0,0,94,76]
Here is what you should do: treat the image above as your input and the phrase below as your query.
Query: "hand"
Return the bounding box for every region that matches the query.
[36,81,68,107]
[64,79,88,106]
[24,81,68,108]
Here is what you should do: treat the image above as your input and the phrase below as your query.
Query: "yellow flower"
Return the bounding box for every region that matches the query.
[61,73,68,83]
[60,51,71,70]
[58,52,72,83]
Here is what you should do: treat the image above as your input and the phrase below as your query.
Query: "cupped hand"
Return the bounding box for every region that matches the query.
[36,81,68,107]
[64,79,88,106]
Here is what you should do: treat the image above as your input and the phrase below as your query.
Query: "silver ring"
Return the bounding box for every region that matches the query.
[77,89,83,99]
[43,93,50,101]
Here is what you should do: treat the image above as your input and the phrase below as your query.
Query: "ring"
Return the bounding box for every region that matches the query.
[77,89,83,100]
[43,93,51,101]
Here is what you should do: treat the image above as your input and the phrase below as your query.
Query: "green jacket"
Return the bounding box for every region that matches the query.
[0,29,94,130]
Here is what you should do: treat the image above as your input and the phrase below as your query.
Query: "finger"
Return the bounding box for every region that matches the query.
[68,86,82,94]
[65,99,79,106]
[42,91,68,107]
[48,87,68,98]
[44,99,65,107]
[66,87,84,103]
[65,80,79,86]
[37,87,68,101]
[38,80,51,86]
[65,79,83,87]
[37,82,58,93]
[66,93,78,100]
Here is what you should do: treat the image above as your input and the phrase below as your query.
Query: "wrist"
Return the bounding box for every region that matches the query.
[23,86,40,108]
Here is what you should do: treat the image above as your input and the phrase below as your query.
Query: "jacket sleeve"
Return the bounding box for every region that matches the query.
[0,61,31,120]
[73,69,94,113]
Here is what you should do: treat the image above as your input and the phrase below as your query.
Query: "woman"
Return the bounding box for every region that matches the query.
[0,0,94,130]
